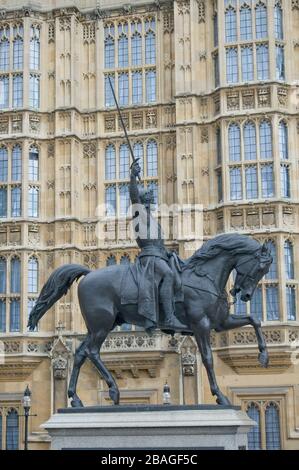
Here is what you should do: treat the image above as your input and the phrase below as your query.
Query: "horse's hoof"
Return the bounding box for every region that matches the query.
[109,388,120,405]
[71,397,84,408]
[258,351,269,368]
[216,395,232,406]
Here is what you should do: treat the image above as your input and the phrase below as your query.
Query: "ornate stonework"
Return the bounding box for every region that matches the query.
[0,0,298,450]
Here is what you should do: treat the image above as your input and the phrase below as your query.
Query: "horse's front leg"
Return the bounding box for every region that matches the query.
[218,314,269,368]
[192,316,232,406]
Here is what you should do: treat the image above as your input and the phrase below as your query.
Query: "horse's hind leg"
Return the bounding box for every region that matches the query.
[87,332,120,405]
[67,336,89,408]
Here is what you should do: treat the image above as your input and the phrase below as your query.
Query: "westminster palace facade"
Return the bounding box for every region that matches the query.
[0,0,299,450]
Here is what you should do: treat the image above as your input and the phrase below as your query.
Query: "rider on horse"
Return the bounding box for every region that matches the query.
[130,160,183,331]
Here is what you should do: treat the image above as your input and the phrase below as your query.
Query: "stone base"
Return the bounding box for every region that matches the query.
[42,405,255,450]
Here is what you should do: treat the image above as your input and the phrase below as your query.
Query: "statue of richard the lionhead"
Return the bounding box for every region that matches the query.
[129,159,184,332]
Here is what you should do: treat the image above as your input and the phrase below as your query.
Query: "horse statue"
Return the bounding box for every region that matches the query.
[28,233,272,408]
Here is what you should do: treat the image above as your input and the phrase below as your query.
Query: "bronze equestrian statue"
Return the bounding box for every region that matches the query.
[28,228,272,408]
[28,78,272,408]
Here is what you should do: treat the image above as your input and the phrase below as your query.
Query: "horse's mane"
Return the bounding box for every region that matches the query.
[184,234,261,269]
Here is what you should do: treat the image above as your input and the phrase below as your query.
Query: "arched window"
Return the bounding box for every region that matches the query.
[13,26,23,70]
[105,74,115,107]
[145,70,156,103]
[118,72,129,106]
[0,257,6,293]
[146,140,158,176]
[145,31,156,65]
[279,121,288,160]
[247,403,261,450]
[266,285,279,321]
[0,146,8,182]
[131,32,142,66]
[0,75,9,108]
[244,122,256,160]
[255,3,268,39]
[30,25,40,70]
[10,257,21,293]
[12,145,22,181]
[133,142,144,175]
[265,241,277,279]
[0,299,5,332]
[132,71,142,104]
[250,286,263,321]
[104,36,115,69]
[119,144,130,179]
[284,240,294,279]
[29,146,39,181]
[119,184,129,217]
[281,165,290,198]
[261,163,274,197]
[106,255,116,266]
[118,33,128,67]
[0,186,7,218]
[120,254,130,265]
[230,167,242,200]
[286,286,296,321]
[245,165,258,199]
[226,47,238,83]
[10,299,20,332]
[13,74,23,108]
[256,44,269,80]
[240,5,252,40]
[6,409,19,450]
[225,7,237,43]
[105,144,116,180]
[276,45,285,80]
[28,257,38,293]
[29,73,40,108]
[259,121,272,160]
[274,2,283,40]
[265,403,281,450]
[241,45,253,82]
[28,186,39,217]
[0,27,10,71]
[11,187,21,217]
[228,124,241,161]
[105,185,116,216]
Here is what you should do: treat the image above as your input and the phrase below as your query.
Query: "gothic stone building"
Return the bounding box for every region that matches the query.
[0,0,299,450]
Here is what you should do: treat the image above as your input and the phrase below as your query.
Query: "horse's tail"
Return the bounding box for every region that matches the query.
[27,264,91,331]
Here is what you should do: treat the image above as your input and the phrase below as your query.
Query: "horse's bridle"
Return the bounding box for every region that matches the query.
[231,251,261,296]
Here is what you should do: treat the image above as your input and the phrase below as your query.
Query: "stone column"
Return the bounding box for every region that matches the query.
[180,338,199,405]
[50,336,71,412]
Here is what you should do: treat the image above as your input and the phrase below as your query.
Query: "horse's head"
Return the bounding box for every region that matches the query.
[230,242,273,302]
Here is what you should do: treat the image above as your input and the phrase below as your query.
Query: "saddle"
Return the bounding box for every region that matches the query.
[120,252,185,320]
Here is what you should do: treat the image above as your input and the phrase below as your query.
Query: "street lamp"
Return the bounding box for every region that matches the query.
[163,381,171,405]
[22,386,31,451]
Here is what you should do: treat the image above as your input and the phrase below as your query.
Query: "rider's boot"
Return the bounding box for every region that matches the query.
[160,297,186,330]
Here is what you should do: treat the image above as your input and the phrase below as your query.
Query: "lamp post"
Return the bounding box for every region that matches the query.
[22,386,31,451]
[163,381,171,405]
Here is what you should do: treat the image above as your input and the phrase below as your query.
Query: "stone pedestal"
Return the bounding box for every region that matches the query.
[42,405,255,450]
